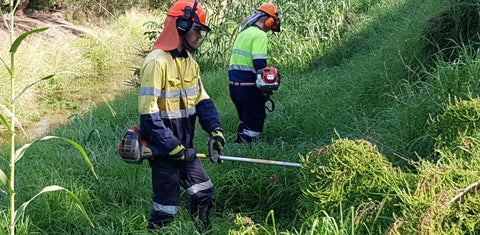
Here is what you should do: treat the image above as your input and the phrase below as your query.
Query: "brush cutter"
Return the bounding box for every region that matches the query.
[198,138,324,169]
[256,66,280,112]
[118,126,320,169]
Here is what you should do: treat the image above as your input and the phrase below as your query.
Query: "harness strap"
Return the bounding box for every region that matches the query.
[229,81,256,86]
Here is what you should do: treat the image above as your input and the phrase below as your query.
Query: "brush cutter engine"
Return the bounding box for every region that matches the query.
[256,66,280,92]
[118,126,157,164]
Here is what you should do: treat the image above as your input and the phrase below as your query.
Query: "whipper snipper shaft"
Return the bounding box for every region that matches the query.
[199,139,324,169]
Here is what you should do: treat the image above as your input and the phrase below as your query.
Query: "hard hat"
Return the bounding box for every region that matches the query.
[153,0,211,51]
[257,3,281,32]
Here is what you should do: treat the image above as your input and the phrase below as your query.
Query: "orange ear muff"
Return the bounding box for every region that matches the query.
[264,16,275,28]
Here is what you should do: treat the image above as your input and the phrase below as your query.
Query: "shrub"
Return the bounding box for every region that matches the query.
[420,0,480,66]
[389,159,480,234]
[299,138,412,233]
[427,96,480,161]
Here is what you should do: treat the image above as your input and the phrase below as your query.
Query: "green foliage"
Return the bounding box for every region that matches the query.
[139,0,351,71]
[390,159,480,234]
[420,45,480,101]
[396,43,480,160]
[28,0,152,20]
[299,138,413,233]
[420,0,480,66]
[266,0,349,70]
[148,0,175,9]
[27,0,55,11]
[229,211,280,234]
[143,20,162,48]
[427,96,480,160]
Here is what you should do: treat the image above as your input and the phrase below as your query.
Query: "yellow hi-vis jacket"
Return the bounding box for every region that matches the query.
[138,49,222,154]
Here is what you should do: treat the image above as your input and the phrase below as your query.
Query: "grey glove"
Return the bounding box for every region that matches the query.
[184,148,197,162]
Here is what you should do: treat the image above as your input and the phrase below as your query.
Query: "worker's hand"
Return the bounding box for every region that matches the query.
[210,154,223,164]
[167,145,197,162]
[209,128,225,151]
[184,148,197,162]
[168,145,186,161]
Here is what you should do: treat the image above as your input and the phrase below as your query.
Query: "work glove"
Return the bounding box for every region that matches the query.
[209,128,225,151]
[184,148,198,162]
[168,145,198,162]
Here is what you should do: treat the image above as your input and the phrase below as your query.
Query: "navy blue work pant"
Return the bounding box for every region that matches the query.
[147,157,214,228]
[229,85,267,142]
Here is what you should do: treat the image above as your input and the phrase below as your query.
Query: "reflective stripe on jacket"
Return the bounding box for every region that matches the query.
[228,26,268,82]
[138,49,220,154]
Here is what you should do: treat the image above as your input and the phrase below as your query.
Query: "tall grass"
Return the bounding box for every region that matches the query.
[0,8,155,143]
[186,0,350,71]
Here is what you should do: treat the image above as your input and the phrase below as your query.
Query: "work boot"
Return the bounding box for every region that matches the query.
[147,217,172,231]
[234,134,250,144]
[191,202,213,232]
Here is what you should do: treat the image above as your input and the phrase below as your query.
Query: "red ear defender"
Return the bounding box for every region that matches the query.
[257,3,280,32]
[264,16,275,28]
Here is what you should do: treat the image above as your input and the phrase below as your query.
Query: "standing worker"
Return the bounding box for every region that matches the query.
[228,3,281,143]
[138,0,226,232]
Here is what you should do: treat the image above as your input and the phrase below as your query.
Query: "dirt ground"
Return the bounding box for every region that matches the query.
[1,9,80,40]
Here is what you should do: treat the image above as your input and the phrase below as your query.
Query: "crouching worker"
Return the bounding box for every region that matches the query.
[137,0,225,232]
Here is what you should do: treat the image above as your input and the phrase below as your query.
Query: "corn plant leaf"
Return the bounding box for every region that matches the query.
[14,142,32,163]
[0,113,13,135]
[0,168,14,193]
[0,103,27,137]
[0,57,12,75]
[10,27,49,53]
[15,136,98,179]
[15,185,95,228]
[12,74,55,105]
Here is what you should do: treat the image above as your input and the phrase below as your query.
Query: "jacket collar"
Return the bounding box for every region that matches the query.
[170,49,189,59]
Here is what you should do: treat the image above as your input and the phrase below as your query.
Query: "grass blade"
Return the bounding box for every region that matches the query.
[14,185,95,227]
[14,136,98,179]
[87,80,116,117]
[10,27,49,53]
[0,113,13,135]
[0,103,27,137]
[12,74,55,104]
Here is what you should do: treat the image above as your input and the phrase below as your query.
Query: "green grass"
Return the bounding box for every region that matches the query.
[2,0,480,233]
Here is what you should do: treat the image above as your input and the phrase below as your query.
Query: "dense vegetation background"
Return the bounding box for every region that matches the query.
[1,0,480,234]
